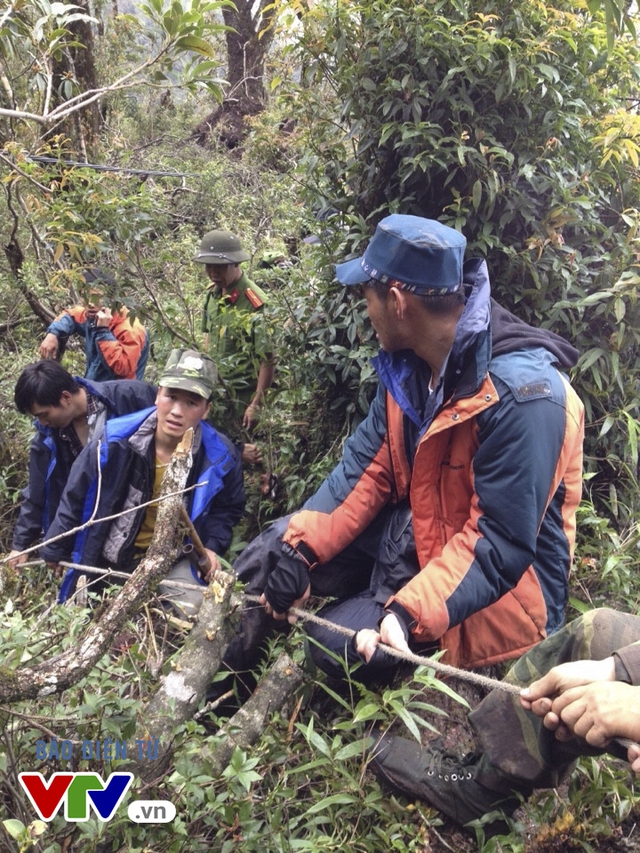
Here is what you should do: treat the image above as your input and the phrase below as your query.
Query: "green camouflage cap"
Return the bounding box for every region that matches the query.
[158,349,217,399]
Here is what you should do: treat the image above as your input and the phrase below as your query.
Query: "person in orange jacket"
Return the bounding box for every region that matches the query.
[218,214,584,698]
[39,268,149,381]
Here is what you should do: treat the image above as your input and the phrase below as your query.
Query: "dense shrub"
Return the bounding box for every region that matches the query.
[288,0,640,522]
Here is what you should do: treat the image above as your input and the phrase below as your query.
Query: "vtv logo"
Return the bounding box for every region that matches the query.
[19,772,133,821]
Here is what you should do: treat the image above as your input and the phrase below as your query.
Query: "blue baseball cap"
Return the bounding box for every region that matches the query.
[335,214,466,294]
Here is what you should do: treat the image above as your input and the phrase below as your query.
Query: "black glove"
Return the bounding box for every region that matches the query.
[263,549,310,614]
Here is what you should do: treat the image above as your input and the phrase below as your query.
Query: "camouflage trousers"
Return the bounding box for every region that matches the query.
[469,608,640,788]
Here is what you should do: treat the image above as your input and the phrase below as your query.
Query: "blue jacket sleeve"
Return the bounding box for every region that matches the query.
[47,312,85,339]
[193,444,245,556]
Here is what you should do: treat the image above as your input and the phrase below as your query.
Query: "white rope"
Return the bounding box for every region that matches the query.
[9,559,639,750]
[58,561,207,593]
[43,559,517,693]
[243,594,520,695]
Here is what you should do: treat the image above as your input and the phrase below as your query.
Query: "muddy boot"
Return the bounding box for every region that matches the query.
[368,731,531,833]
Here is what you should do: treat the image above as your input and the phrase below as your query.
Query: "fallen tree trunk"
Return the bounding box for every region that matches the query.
[200,654,305,775]
[0,430,194,703]
[130,571,242,779]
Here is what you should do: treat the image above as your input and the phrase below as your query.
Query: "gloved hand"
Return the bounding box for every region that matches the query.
[262,550,310,616]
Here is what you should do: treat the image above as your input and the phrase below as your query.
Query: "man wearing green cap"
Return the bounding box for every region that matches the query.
[41,349,245,615]
[194,230,275,460]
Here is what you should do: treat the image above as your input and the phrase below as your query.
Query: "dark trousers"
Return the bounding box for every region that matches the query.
[221,501,429,692]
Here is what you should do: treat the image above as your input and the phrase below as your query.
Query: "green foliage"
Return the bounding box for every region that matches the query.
[0,575,458,852]
[2,817,47,852]
[522,758,638,851]
[288,0,640,524]
[0,0,231,136]
[572,502,640,612]
[1,3,640,852]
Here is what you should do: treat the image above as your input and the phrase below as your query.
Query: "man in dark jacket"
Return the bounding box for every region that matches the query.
[220,214,584,693]
[41,349,245,615]
[369,607,640,834]
[8,361,157,568]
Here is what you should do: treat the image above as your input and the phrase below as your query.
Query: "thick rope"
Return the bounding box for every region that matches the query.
[45,561,518,694]
[9,560,638,750]
[242,594,520,695]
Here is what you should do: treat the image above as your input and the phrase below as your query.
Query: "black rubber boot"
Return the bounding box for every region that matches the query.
[368,731,531,832]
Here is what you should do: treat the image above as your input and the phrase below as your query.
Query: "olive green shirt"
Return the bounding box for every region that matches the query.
[202,272,273,408]
[201,272,271,361]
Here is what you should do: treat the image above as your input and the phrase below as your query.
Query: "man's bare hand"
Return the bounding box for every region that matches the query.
[95,307,112,328]
[544,681,640,748]
[202,549,222,582]
[6,550,27,569]
[519,657,640,762]
[39,333,59,359]
[241,443,262,465]
[260,583,310,625]
[520,657,616,718]
[243,402,258,430]
[355,628,380,662]
[355,613,410,663]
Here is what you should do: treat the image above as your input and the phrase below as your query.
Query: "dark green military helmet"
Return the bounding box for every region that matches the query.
[194,230,250,265]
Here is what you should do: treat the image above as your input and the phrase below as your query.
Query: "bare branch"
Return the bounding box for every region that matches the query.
[132,245,194,347]
[199,655,305,776]
[0,152,52,194]
[2,481,205,565]
[0,429,196,702]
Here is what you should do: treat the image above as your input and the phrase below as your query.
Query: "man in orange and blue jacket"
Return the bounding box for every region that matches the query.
[224,214,584,691]
[39,268,148,382]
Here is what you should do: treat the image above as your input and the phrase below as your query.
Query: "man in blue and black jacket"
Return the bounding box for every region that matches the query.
[8,360,157,568]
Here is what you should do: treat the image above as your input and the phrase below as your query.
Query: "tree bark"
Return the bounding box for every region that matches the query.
[199,654,304,775]
[129,571,243,778]
[191,0,277,147]
[48,3,102,152]
[3,183,56,325]
[0,430,194,703]
[222,0,275,110]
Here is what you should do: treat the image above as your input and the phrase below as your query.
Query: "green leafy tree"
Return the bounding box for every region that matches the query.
[285,0,640,524]
[0,0,229,143]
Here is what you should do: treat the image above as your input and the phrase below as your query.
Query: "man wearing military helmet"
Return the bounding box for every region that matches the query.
[194,230,275,463]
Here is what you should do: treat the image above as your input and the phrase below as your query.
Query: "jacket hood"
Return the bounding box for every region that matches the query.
[490,299,579,369]
[372,257,579,421]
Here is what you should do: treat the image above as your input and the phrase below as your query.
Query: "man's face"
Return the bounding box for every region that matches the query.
[83,289,104,320]
[204,263,241,292]
[363,286,405,352]
[29,391,76,429]
[155,387,210,441]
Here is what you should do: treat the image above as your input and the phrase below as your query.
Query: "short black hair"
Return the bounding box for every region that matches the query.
[82,267,115,289]
[362,279,465,316]
[14,361,80,414]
